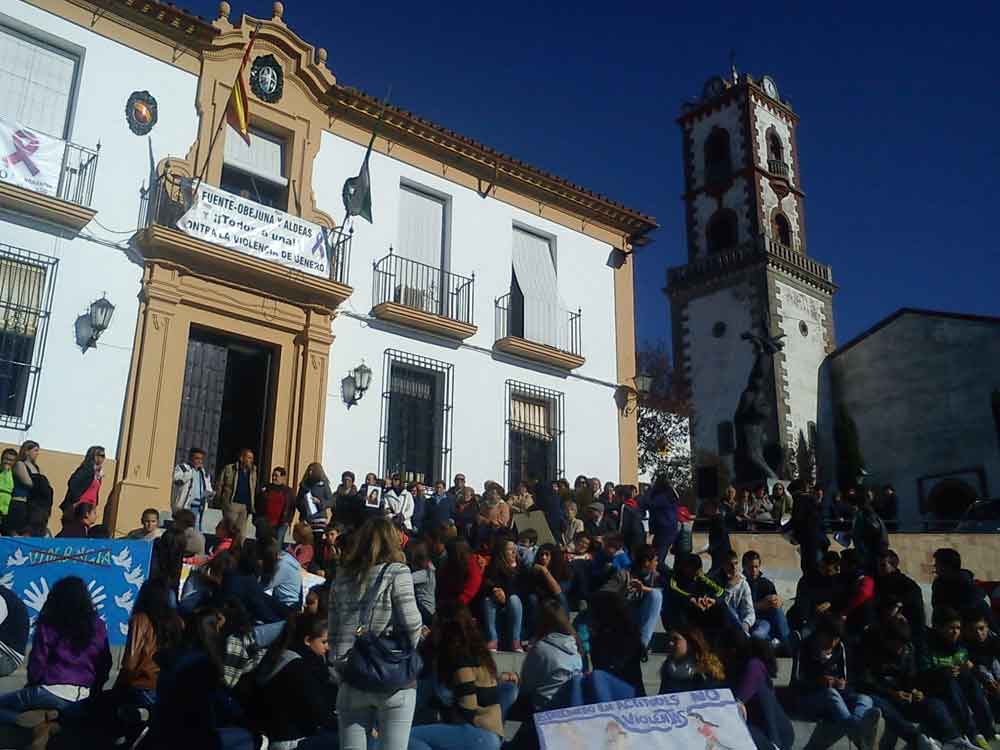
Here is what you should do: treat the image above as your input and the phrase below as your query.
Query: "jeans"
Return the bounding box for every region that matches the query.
[938,673,996,739]
[337,683,416,750]
[631,588,662,648]
[751,607,791,642]
[409,724,502,750]
[274,524,289,546]
[874,696,959,746]
[482,595,522,648]
[797,688,874,745]
[0,685,79,725]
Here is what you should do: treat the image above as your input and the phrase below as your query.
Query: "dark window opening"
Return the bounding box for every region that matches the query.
[505,380,564,489]
[706,209,738,253]
[510,267,525,339]
[0,246,57,430]
[704,128,732,185]
[767,131,784,163]
[773,213,791,247]
[219,166,288,210]
[380,350,453,485]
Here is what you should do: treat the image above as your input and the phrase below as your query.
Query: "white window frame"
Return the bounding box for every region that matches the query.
[0,16,84,140]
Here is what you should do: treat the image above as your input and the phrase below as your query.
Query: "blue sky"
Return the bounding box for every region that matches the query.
[187,0,999,359]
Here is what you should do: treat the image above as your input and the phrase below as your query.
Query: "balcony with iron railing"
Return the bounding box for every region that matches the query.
[371,249,477,340]
[768,159,790,178]
[667,233,834,292]
[0,140,100,234]
[135,168,353,309]
[494,293,584,370]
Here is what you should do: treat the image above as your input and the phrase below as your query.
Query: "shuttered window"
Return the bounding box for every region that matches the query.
[0,25,78,138]
[398,185,445,269]
[221,126,288,208]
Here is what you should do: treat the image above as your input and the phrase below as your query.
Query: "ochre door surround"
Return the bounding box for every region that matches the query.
[108,261,333,534]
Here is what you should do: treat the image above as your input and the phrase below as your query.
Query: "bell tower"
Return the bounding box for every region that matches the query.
[666,70,837,486]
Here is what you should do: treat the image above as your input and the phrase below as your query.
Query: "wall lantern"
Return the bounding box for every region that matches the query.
[341,361,373,408]
[74,295,115,352]
[616,370,653,417]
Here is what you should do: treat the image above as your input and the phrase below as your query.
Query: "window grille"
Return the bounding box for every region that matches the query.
[0,244,57,429]
[504,380,565,489]
[378,349,454,485]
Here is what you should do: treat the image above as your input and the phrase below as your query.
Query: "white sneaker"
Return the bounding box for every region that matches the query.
[943,738,980,750]
[917,736,943,750]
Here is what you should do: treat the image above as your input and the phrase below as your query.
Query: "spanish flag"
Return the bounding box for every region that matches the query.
[225,26,259,146]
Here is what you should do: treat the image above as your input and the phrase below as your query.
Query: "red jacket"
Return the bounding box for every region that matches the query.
[437,555,483,606]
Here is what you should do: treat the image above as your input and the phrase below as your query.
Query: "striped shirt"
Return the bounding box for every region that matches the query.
[328,562,422,666]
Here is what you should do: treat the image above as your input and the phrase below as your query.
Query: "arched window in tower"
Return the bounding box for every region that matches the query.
[706,209,738,254]
[766,129,788,177]
[772,212,792,247]
[704,128,732,186]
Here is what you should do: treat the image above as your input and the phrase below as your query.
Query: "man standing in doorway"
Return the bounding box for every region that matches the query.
[171,448,213,525]
[218,448,257,534]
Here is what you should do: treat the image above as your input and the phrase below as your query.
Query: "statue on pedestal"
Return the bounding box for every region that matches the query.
[734,327,785,484]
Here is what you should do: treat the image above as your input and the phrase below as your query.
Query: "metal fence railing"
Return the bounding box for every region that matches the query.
[56,141,99,207]
[495,293,582,356]
[372,249,474,325]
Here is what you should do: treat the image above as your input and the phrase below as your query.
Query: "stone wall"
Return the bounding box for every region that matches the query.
[694,531,1000,584]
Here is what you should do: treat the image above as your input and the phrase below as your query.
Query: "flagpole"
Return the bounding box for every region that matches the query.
[340,87,391,230]
[195,21,262,188]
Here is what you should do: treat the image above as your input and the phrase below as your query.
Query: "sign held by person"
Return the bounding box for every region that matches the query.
[535,689,754,750]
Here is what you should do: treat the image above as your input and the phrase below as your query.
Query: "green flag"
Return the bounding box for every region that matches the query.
[342,134,374,223]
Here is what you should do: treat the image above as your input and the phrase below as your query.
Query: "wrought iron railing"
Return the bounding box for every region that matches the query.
[768,159,790,177]
[495,293,582,356]
[138,170,352,285]
[55,141,99,207]
[372,249,474,325]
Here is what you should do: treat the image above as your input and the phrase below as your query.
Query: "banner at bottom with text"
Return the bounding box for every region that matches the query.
[535,689,755,750]
[0,538,153,645]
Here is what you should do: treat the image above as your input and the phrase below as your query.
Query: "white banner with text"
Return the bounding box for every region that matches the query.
[535,689,754,750]
[0,118,66,197]
[177,182,330,278]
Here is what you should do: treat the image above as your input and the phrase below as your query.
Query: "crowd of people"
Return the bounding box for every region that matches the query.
[0,440,995,750]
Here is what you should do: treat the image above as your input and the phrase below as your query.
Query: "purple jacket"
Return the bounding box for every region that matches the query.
[27,617,112,689]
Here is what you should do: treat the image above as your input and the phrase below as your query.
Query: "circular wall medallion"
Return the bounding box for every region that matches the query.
[125,90,158,135]
[712,321,727,338]
[250,54,284,103]
[799,321,809,337]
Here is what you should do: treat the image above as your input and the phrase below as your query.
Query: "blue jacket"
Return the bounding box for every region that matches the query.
[643,488,679,538]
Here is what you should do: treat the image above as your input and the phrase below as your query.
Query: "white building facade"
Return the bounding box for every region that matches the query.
[0,0,655,532]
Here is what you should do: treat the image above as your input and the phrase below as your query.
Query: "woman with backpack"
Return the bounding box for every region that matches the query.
[329,517,423,750]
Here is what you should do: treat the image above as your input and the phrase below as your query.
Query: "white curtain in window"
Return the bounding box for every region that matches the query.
[398,186,444,268]
[223,125,286,184]
[511,397,552,441]
[397,186,444,312]
[511,226,566,350]
[0,27,76,139]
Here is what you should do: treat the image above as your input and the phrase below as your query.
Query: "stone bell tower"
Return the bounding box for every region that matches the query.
[666,69,837,487]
